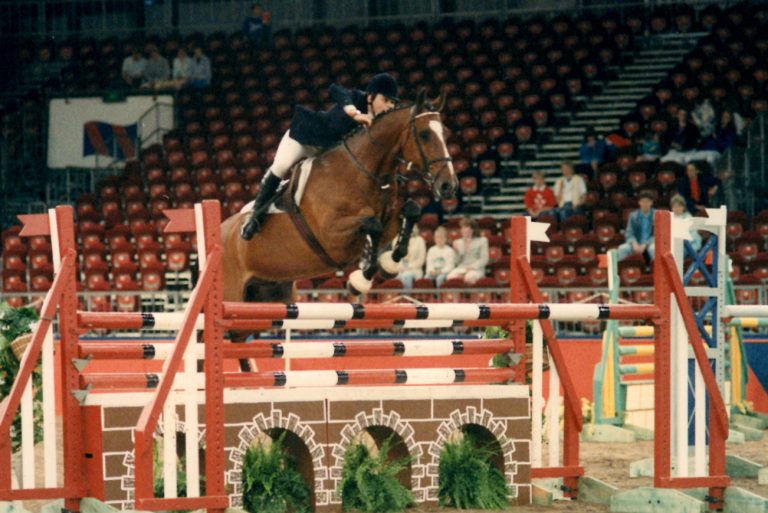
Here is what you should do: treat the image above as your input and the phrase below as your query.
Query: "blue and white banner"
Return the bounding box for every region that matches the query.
[47,95,173,168]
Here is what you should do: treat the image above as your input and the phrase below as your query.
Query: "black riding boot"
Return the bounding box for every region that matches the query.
[240,171,282,240]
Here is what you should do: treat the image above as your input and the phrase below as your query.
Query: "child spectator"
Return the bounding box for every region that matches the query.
[425,226,457,287]
[446,218,489,285]
[524,171,557,218]
[670,194,702,251]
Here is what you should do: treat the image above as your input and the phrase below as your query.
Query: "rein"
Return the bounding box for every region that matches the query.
[343,108,452,191]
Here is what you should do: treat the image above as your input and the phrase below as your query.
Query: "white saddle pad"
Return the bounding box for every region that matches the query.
[240,158,314,215]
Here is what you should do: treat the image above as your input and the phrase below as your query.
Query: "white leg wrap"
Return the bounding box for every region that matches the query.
[378,250,400,274]
[348,269,372,294]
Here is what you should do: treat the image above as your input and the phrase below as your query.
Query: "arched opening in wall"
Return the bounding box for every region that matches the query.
[364,425,413,490]
[461,423,504,473]
[436,423,509,509]
[340,425,414,511]
[240,428,315,512]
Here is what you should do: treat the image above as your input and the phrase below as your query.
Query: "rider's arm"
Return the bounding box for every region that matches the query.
[330,83,367,118]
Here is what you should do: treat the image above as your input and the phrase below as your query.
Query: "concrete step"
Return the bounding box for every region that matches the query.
[576,109,631,118]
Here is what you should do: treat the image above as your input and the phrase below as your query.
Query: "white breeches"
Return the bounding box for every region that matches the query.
[270,130,315,179]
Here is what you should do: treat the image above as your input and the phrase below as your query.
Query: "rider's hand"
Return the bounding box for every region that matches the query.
[353,112,373,127]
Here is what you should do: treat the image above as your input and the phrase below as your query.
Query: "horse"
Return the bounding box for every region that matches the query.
[219,90,457,319]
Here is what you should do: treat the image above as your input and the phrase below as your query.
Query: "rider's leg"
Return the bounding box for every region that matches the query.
[241,130,310,240]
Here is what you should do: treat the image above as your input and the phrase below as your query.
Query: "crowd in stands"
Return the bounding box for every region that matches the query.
[3,3,768,306]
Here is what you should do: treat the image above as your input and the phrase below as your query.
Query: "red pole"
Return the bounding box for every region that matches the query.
[201,200,226,513]
[653,210,673,489]
[132,246,223,509]
[78,339,515,360]
[56,205,88,512]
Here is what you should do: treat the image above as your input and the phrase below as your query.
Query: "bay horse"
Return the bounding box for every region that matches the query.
[219,90,457,316]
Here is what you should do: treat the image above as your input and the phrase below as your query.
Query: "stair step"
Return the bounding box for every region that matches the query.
[540,143,581,150]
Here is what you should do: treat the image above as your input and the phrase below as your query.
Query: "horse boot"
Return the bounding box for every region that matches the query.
[240,171,282,240]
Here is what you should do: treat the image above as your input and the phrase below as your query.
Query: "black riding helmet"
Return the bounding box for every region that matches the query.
[366,73,400,102]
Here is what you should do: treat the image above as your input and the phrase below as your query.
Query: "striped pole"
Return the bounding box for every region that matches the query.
[78,339,514,360]
[619,363,655,376]
[80,367,516,389]
[78,312,504,331]
[618,345,655,357]
[618,326,655,338]
[724,305,768,319]
[729,317,768,328]
[221,302,659,322]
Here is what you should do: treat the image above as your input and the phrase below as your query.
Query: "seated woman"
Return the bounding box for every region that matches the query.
[445,218,489,285]
[395,226,426,290]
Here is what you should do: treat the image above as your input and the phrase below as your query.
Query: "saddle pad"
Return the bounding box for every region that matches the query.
[240,158,314,215]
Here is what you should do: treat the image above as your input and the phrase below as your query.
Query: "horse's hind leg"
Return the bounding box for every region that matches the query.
[348,216,383,295]
[379,199,421,276]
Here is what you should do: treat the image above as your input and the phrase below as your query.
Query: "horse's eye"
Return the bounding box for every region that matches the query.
[419,129,430,141]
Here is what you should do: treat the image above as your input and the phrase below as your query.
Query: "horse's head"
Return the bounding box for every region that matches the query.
[401,90,458,200]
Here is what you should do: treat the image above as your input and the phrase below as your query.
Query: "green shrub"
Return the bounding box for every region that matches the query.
[341,437,412,513]
[438,432,509,509]
[242,432,311,513]
[0,302,42,452]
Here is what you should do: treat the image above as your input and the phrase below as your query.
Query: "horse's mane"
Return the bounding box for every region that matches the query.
[313,102,412,157]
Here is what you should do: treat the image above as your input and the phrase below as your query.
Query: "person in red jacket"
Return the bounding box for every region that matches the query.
[524,171,557,218]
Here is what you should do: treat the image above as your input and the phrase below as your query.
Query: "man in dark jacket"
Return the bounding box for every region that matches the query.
[241,73,399,240]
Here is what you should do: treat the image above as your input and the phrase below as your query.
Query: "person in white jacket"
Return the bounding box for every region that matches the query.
[446,218,489,285]
[426,226,457,287]
[395,226,427,290]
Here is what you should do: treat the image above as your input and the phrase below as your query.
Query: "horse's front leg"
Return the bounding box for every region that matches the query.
[348,216,384,296]
[379,199,422,276]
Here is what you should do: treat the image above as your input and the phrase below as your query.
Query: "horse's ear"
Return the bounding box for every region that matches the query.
[431,91,447,112]
[416,89,426,113]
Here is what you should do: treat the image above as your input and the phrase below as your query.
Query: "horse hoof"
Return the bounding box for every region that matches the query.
[378,251,400,274]
[378,269,396,280]
[348,269,372,294]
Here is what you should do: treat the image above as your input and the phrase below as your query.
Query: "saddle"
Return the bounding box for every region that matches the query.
[275,160,342,269]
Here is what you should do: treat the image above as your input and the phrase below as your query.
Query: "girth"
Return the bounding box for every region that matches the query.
[278,165,343,270]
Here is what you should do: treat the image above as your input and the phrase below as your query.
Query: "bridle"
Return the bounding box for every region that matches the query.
[399,109,453,191]
[343,106,453,192]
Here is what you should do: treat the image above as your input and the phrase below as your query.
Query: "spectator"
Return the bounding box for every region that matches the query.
[121,49,146,88]
[670,194,702,252]
[617,190,656,262]
[446,218,489,285]
[524,171,557,218]
[698,110,736,163]
[242,3,271,46]
[141,46,170,89]
[395,227,426,290]
[677,162,721,214]
[639,130,662,161]
[189,46,211,89]
[553,161,587,222]
[578,127,606,177]
[170,47,193,89]
[425,226,457,287]
[661,109,700,164]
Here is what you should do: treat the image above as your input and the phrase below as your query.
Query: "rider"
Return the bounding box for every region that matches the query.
[240,73,400,240]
